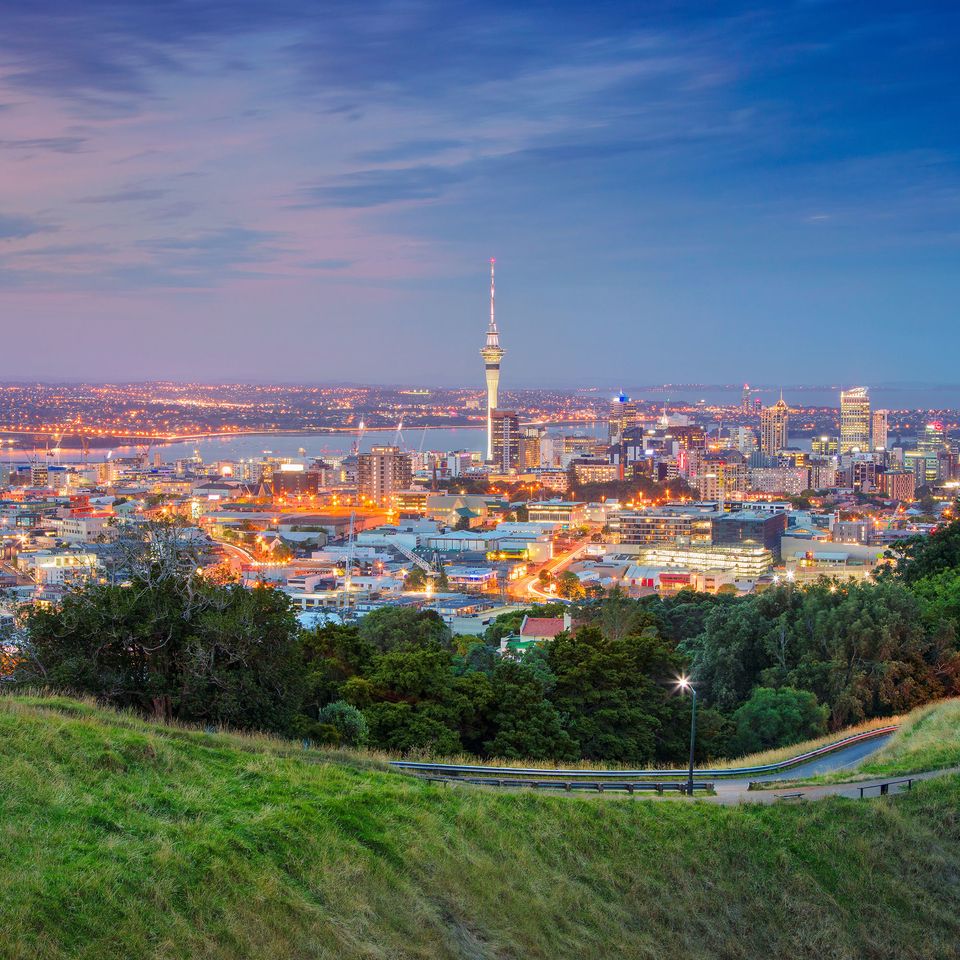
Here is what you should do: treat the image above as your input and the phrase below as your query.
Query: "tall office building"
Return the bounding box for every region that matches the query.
[357,445,412,506]
[840,387,871,453]
[871,409,889,451]
[490,409,521,472]
[811,435,839,456]
[760,395,789,456]
[479,258,505,461]
[519,427,543,470]
[741,384,751,413]
[918,420,946,455]
[608,392,639,442]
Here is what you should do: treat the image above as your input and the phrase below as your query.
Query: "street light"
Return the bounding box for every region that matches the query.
[676,675,697,797]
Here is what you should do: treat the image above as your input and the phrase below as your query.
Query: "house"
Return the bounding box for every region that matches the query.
[519,612,573,641]
[500,611,577,656]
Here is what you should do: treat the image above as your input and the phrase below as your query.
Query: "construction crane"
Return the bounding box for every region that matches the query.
[351,418,366,456]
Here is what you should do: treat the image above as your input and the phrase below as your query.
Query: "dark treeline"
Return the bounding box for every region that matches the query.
[10,509,960,764]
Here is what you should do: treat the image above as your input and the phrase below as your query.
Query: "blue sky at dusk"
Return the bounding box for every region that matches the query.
[0,1,958,386]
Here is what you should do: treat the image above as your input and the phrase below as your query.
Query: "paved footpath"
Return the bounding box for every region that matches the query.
[709,765,960,805]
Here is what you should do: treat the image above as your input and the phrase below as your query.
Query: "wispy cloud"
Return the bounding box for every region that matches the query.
[78,188,169,203]
[0,136,86,153]
[0,213,55,240]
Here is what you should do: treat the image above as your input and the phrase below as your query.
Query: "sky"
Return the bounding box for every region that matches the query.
[0,0,958,387]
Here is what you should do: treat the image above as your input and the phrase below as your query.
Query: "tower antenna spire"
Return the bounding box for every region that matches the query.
[489,257,496,331]
[480,257,505,461]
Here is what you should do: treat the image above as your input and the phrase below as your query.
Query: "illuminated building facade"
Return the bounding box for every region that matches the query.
[357,445,412,506]
[840,387,871,453]
[608,393,639,442]
[760,395,789,456]
[490,409,520,472]
[880,470,915,501]
[871,409,888,450]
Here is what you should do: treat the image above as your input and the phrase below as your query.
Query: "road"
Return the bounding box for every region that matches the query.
[743,732,896,783]
[508,536,592,601]
[395,729,943,805]
[209,537,258,573]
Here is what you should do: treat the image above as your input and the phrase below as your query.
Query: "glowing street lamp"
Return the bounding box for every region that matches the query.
[676,675,697,797]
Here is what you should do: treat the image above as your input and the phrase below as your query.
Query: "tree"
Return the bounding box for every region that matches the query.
[887,506,960,582]
[555,570,585,600]
[786,580,959,728]
[483,660,578,760]
[357,606,451,652]
[20,573,303,733]
[911,567,960,640]
[403,566,427,591]
[546,625,685,763]
[680,597,775,712]
[313,700,369,747]
[729,687,828,756]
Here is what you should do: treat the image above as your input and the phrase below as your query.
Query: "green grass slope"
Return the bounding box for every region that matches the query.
[2,695,960,960]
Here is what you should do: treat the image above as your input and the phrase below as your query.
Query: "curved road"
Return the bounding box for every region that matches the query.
[744,733,895,783]
[396,729,960,804]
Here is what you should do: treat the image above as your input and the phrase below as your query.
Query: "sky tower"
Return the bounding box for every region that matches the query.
[480,257,505,461]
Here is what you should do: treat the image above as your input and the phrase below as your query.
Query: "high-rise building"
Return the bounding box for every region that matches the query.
[608,393,639,442]
[840,387,871,453]
[357,445,412,506]
[741,383,751,413]
[519,427,543,470]
[490,409,520,472]
[479,258,505,461]
[811,435,838,456]
[871,410,888,451]
[760,395,789,456]
[694,451,749,502]
[880,470,915,501]
[732,426,758,456]
[918,420,946,455]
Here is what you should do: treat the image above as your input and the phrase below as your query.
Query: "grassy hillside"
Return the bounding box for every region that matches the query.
[2,695,960,960]
[856,698,960,776]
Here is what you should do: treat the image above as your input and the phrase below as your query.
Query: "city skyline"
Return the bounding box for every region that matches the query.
[0,2,959,385]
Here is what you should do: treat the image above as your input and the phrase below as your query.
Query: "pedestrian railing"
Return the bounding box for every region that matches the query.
[858,777,915,799]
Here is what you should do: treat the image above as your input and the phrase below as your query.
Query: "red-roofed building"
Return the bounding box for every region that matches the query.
[518,613,573,641]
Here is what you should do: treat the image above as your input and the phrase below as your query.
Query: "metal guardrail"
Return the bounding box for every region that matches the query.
[391,725,899,781]
[419,775,714,794]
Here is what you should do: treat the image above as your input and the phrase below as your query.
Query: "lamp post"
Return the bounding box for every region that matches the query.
[677,676,697,796]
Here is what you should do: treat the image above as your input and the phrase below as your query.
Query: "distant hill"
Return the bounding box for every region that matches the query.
[2,694,959,960]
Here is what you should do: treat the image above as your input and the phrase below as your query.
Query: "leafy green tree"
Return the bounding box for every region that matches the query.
[357,606,451,652]
[299,623,374,721]
[21,574,303,733]
[483,660,578,760]
[680,597,775,712]
[911,567,960,640]
[729,687,828,756]
[786,580,959,728]
[555,570,585,600]
[313,700,369,746]
[546,625,684,763]
[887,506,960,582]
[595,589,661,642]
[403,566,427,590]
